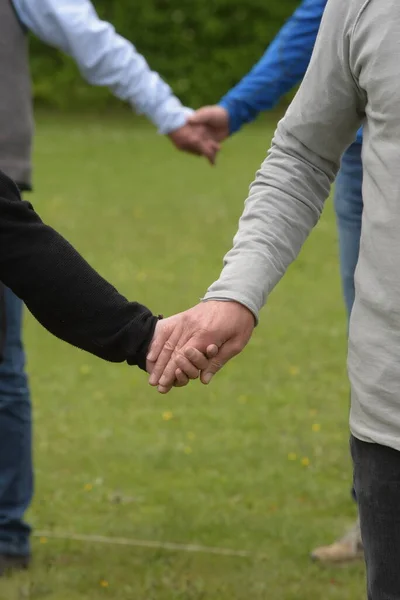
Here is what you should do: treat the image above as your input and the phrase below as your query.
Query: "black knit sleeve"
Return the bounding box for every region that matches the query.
[0,171,158,369]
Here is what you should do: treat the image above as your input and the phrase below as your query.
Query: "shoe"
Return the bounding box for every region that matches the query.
[310,519,363,564]
[0,553,30,576]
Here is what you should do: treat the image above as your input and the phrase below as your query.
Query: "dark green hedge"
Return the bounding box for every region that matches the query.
[30,0,299,110]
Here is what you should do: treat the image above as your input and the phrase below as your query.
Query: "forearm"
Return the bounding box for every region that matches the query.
[205,0,365,318]
[13,0,190,134]
[0,172,157,368]
[204,124,336,317]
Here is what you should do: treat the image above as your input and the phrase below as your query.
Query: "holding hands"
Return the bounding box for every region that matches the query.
[168,105,230,165]
[188,106,230,142]
[147,301,255,394]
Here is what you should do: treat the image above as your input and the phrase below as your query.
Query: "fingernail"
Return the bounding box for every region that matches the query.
[203,373,213,384]
[149,375,157,386]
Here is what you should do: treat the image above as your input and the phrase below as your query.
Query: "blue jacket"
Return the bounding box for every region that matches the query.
[219,0,363,143]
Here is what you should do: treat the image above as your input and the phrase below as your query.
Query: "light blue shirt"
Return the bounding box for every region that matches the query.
[12,0,192,134]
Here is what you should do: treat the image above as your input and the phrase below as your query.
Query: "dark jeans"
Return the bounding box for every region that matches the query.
[0,287,32,557]
[351,435,400,599]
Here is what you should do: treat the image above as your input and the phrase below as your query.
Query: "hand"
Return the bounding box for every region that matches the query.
[188,106,230,143]
[146,317,219,388]
[147,301,255,393]
[168,122,220,165]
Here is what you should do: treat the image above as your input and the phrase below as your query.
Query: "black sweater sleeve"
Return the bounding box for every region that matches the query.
[0,171,158,369]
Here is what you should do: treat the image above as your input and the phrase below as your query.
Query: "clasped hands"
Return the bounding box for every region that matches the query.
[146,300,255,394]
[168,105,230,165]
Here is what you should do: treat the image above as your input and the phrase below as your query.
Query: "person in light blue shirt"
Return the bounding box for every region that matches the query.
[0,0,219,575]
[14,0,219,157]
[189,0,364,565]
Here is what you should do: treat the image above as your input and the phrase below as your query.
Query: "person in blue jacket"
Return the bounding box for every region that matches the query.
[189,0,363,565]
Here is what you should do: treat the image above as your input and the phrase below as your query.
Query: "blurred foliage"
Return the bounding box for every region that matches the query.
[30,0,299,110]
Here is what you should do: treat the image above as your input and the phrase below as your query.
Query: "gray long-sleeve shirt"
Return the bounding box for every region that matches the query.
[204,0,400,450]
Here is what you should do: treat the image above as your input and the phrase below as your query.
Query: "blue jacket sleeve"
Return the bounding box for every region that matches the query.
[219,0,327,134]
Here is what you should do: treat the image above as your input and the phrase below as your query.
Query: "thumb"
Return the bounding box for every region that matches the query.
[199,340,237,384]
[206,344,219,359]
[188,108,211,126]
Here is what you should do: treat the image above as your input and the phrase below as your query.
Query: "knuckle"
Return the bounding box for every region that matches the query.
[164,340,175,352]
[211,358,223,371]
[185,347,196,359]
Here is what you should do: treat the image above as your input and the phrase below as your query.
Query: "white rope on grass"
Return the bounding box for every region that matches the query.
[33,531,260,559]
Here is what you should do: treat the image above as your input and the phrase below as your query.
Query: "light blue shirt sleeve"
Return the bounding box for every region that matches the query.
[12,0,192,134]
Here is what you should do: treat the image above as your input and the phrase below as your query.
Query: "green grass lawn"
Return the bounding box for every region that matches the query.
[2,112,365,599]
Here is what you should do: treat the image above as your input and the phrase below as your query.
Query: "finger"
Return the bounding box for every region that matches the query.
[148,327,182,386]
[202,148,218,167]
[157,350,188,389]
[203,141,220,166]
[206,344,219,359]
[157,335,208,388]
[157,384,174,394]
[182,347,211,371]
[173,368,190,387]
[187,110,208,125]
[200,340,240,384]
[158,329,220,388]
[173,355,200,379]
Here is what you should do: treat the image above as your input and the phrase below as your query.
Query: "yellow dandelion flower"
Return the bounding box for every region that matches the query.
[162,411,173,421]
[187,432,196,441]
[288,452,297,461]
[80,364,91,375]
[301,457,310,467]
[39,537,48,544]
[99,580,109,588]
[184,446,192,454]
[312,423,321,432]
[84,483,93,492]
[289,366,300,376]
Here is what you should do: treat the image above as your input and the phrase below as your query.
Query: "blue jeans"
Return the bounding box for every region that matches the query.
[334,139,363,504]
[334,140,363,320]
[0,286,32,557]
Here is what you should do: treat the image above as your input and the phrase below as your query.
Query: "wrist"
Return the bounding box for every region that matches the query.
[201,297,257,326]
[217,101,234,135]
[161,107,193,136]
